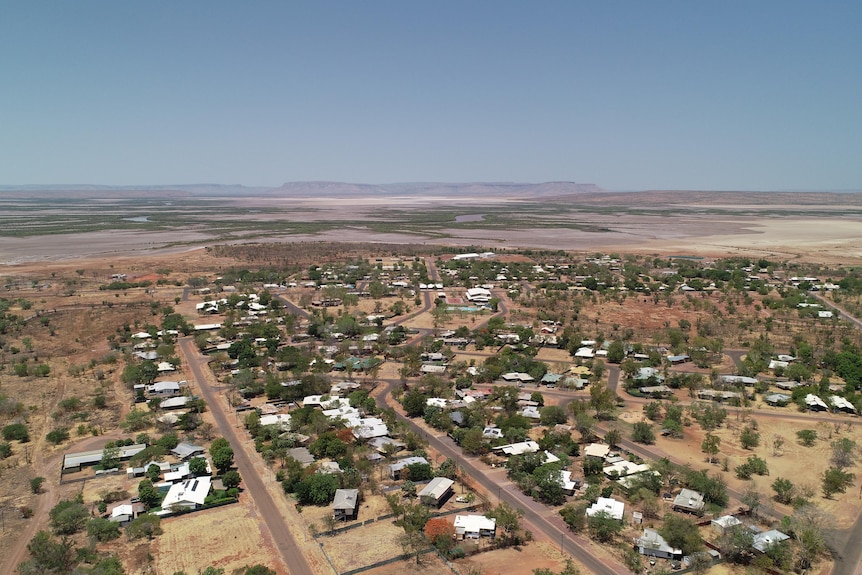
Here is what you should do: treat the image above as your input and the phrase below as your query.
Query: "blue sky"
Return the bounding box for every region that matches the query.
[1,1,860,190]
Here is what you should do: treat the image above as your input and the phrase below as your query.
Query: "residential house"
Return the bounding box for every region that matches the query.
[333,489,359,521]
[805,394,829,411]
[454,514,497,539]
[494,441,540,456]
[672,488,705,514]
[63,443,147,472]
[388,456,429,480]
[171,442,205,461]
[160,396,192,410]
[418,477,454,508]
[764,393,791,406]
[161,476,212,512]
[583,443,611,460]
[636,528,683,560]
[752,529,790,553]
[288,447,315,468]
[711,515,742,534]
[830,395,857,413]
[586,497,625,521]
[558,470,581,495]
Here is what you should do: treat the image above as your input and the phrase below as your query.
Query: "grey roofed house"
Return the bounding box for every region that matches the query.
[449,411,467,427]
[171,442,205,460]
[367,436,406,453]
[418,477,454,507]
[388,456,428,479]
[764,393,791,406]
[288,447,315,467]
[638,385,674,396]
[333,488,359,521]
[720,375,758,386]
[752,529,790,553]
[672,488,705,514]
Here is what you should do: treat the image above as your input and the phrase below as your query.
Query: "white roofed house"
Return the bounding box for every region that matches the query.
[162,476,212,512]
[830,395,857,413]
[454,514,497,539]
[586,497,625,521]
[805,394,829,412]
[148,381,181,396]
[494,440,540,456]
[465,287,492,303]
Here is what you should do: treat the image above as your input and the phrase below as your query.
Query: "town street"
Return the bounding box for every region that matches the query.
[179,337,319,575]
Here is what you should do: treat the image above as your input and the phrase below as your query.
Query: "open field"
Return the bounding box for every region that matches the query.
[2,189,862,266]
[153,504,280,574]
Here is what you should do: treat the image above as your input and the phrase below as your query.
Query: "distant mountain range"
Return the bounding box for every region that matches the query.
[0,182,859,202]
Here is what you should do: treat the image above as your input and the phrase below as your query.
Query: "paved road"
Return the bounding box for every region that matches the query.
[179,337,314,575]
[810,293,862,331]
[375,379,629,575]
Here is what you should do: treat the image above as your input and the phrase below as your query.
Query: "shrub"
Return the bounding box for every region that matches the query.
[87,517,121,542]
[46,428,70,445]
[2,423,30,442]
[30,477,45,493]
[797,429,817,446]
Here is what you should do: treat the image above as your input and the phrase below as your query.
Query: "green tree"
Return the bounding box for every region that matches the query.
[822,467,854,498]
[772,477,795,504]
[49,499,90,535]
[295,473,339,505]
[488,502,524,545]
[631,421,655,444]
[87,517,121,542]
[126,515,163,540]
[539,405,568,426]
[101,443,121,469]
[559,502,588,532]
[659,514,703,555]
[222,469,242,490]
[18,531,76,575]
[210,438,235,474]
[589,381,616,419]
[137,479,162,509]
[701,433,720,463]
[604,428,621,448]
[740,426,760,450]
[587,511,622,542]
[719,524,755,564]
[189,456,209,476]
